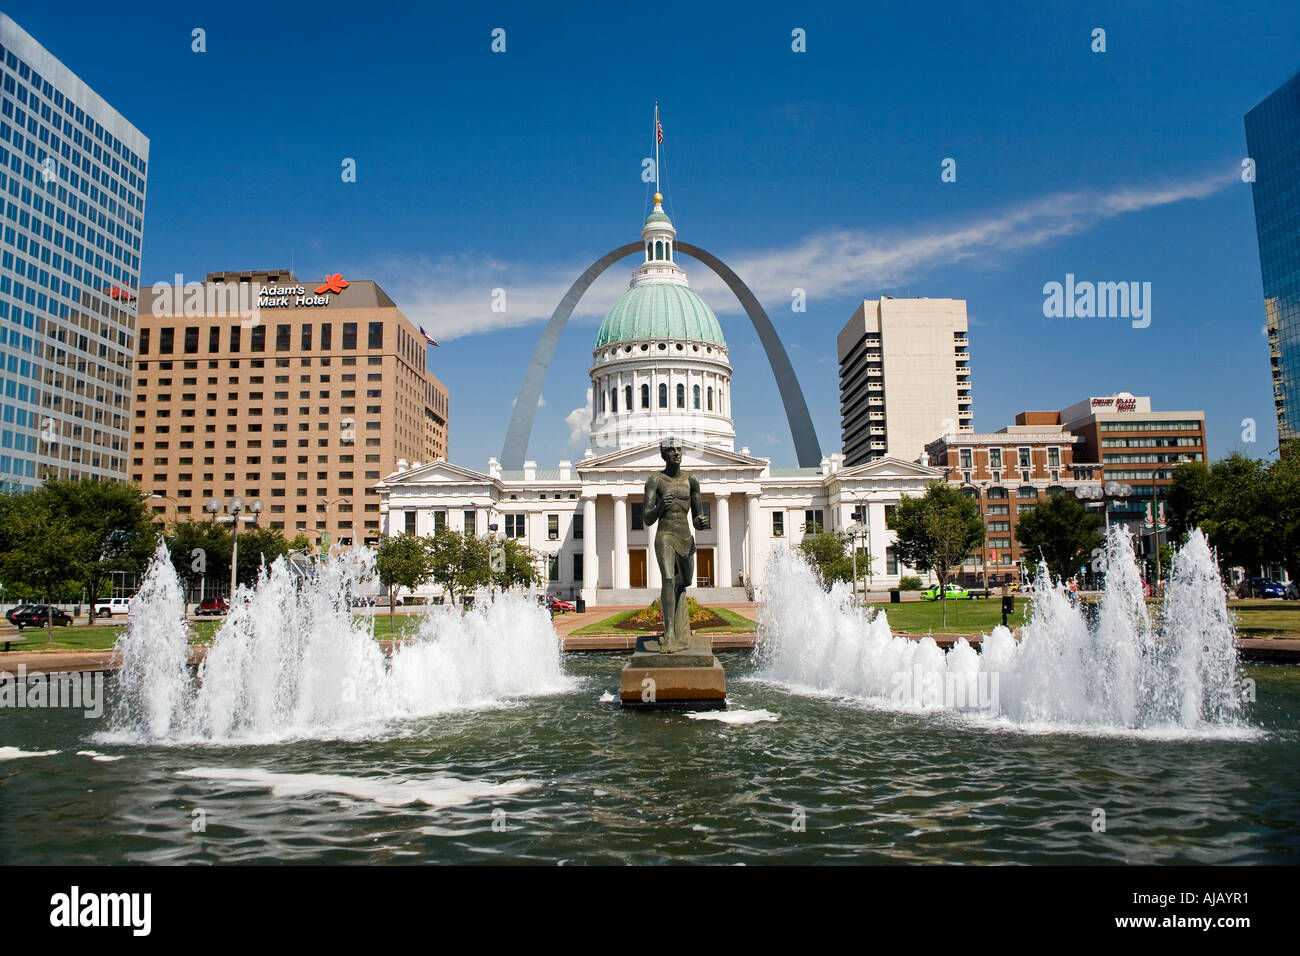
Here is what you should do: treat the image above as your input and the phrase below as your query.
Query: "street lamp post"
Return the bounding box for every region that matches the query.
[1074,481,1132,587]
[978,481,990,594]
[849,491,872,601]
[148,492,179,524]
[207,496,263,598]
[319,496,351,555]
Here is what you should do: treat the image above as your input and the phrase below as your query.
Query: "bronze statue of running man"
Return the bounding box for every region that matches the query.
[643,436,709,652]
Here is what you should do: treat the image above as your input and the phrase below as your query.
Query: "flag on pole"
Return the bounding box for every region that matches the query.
[655,106,663,144]
[419,326,439,347]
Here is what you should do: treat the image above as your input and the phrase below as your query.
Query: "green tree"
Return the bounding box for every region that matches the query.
[1166,455,1270,577]
[427,528,491,604]
[492,536,542,590]
[37,480,159,623]
[375,532,434,626]
[1014,490,1104,584]
[231,525,302,587]
[888,482,985,623]
[798,530,864,590]
[165,520,233,597]
[0,492,80,641]
[1266,451,1300,585]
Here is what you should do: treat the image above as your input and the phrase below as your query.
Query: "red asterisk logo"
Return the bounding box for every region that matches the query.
[316,273,348,295]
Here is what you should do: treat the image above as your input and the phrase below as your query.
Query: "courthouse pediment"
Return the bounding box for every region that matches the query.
[377,459,494,487]
[833,456,946,482]
[578,441,768,476]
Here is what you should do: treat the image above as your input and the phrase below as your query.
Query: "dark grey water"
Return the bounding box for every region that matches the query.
[1,656,1297,865]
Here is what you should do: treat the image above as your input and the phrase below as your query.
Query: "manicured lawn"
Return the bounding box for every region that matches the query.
[1,619,221,651]
[571,605,757,636]
[1228,599,1300,638]
[866,597,1033,635]
[2,613,426,652]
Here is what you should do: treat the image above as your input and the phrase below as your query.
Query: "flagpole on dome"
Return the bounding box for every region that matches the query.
[654,102,660,197]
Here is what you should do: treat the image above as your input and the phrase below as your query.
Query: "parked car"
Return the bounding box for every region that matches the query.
[195,597,231,616]
[13,605,73,629]
[549,597,576,613]
[1248,578,1288,599]
[921,583,972,601]
[1288,582,1298,601]
[92,597,132,617]
[5,604,36,626]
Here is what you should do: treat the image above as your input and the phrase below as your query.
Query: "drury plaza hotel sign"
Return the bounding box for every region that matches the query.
[1090,395,1139,412]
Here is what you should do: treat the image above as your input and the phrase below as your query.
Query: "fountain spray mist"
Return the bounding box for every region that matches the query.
[756,526,1247,734]
[108,545,572,744]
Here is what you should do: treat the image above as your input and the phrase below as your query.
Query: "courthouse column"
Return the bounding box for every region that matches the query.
[715,494,731,587]
[582,494,597,603]
[613,493,629,589]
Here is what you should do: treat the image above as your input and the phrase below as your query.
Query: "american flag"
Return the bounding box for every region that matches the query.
[656,108,663,144]
[419,326,439,347]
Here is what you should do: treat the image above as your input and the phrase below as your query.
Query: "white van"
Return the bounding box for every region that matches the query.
[93,597,132,617]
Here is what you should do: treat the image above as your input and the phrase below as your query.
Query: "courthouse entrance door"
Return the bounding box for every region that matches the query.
[629,549,647,588]
[695,547,714,588]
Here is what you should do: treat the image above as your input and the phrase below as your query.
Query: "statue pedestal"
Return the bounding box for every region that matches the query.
[619,635,727,710]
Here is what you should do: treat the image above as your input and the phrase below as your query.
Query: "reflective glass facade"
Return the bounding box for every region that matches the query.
[1246,71,1300,444]
[0,15,148,490]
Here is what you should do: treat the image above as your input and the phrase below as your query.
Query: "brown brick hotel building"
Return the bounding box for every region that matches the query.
[131,270,448,547]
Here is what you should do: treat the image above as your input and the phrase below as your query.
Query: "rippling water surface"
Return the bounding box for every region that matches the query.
[2,656,1296,865]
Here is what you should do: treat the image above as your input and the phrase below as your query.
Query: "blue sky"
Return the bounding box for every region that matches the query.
[12,0,1300,466]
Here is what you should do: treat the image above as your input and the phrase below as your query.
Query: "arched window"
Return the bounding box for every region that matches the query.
[707,386,713,411]
[646,242,652,262]
[658,383,668,408]
[625,385,633,411]
[676,383,685,408]
[600,389,606,414]
[693,384,701,409]
[654,240,663,260]
[610,388,617,413]
[641,384,649,408]
[666,241,672,260]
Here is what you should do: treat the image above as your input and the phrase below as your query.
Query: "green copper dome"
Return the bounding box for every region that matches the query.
[595,283,726,348]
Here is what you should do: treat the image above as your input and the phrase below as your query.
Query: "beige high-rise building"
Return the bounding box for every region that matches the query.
[131,270,448,548]
[838,297,972,466]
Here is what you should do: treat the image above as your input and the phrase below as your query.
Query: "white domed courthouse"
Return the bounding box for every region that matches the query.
[376,195,943,604]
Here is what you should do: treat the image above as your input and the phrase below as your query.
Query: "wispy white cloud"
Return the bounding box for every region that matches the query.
[363,172,1233,341]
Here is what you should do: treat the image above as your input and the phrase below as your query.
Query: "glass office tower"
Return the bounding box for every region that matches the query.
[1246,70,1300,447]
[0,14,148,490]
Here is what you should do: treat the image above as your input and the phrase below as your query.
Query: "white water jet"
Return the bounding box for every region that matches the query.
[111,542,192,738]
[756,526,1247,734]
[108,545,572,744]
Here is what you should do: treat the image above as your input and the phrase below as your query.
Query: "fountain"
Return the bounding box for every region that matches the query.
[756,525,1246,735]
[106,544,572,745]
[4,520,1286,866]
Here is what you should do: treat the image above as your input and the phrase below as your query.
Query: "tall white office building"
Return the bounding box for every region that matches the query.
[838,297,972,466]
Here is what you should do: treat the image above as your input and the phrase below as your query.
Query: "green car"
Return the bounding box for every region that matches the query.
[921,583,972,601]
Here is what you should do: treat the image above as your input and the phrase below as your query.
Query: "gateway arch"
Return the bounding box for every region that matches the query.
[500,241,823,468]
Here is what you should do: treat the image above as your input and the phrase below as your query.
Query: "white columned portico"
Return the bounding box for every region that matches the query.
[746,493,761,581]
[715,494,731,588]
[613,493,629,589]
[582,494,597,601]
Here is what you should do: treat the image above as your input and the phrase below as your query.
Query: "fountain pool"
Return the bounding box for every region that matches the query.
[0,529,1296,865]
